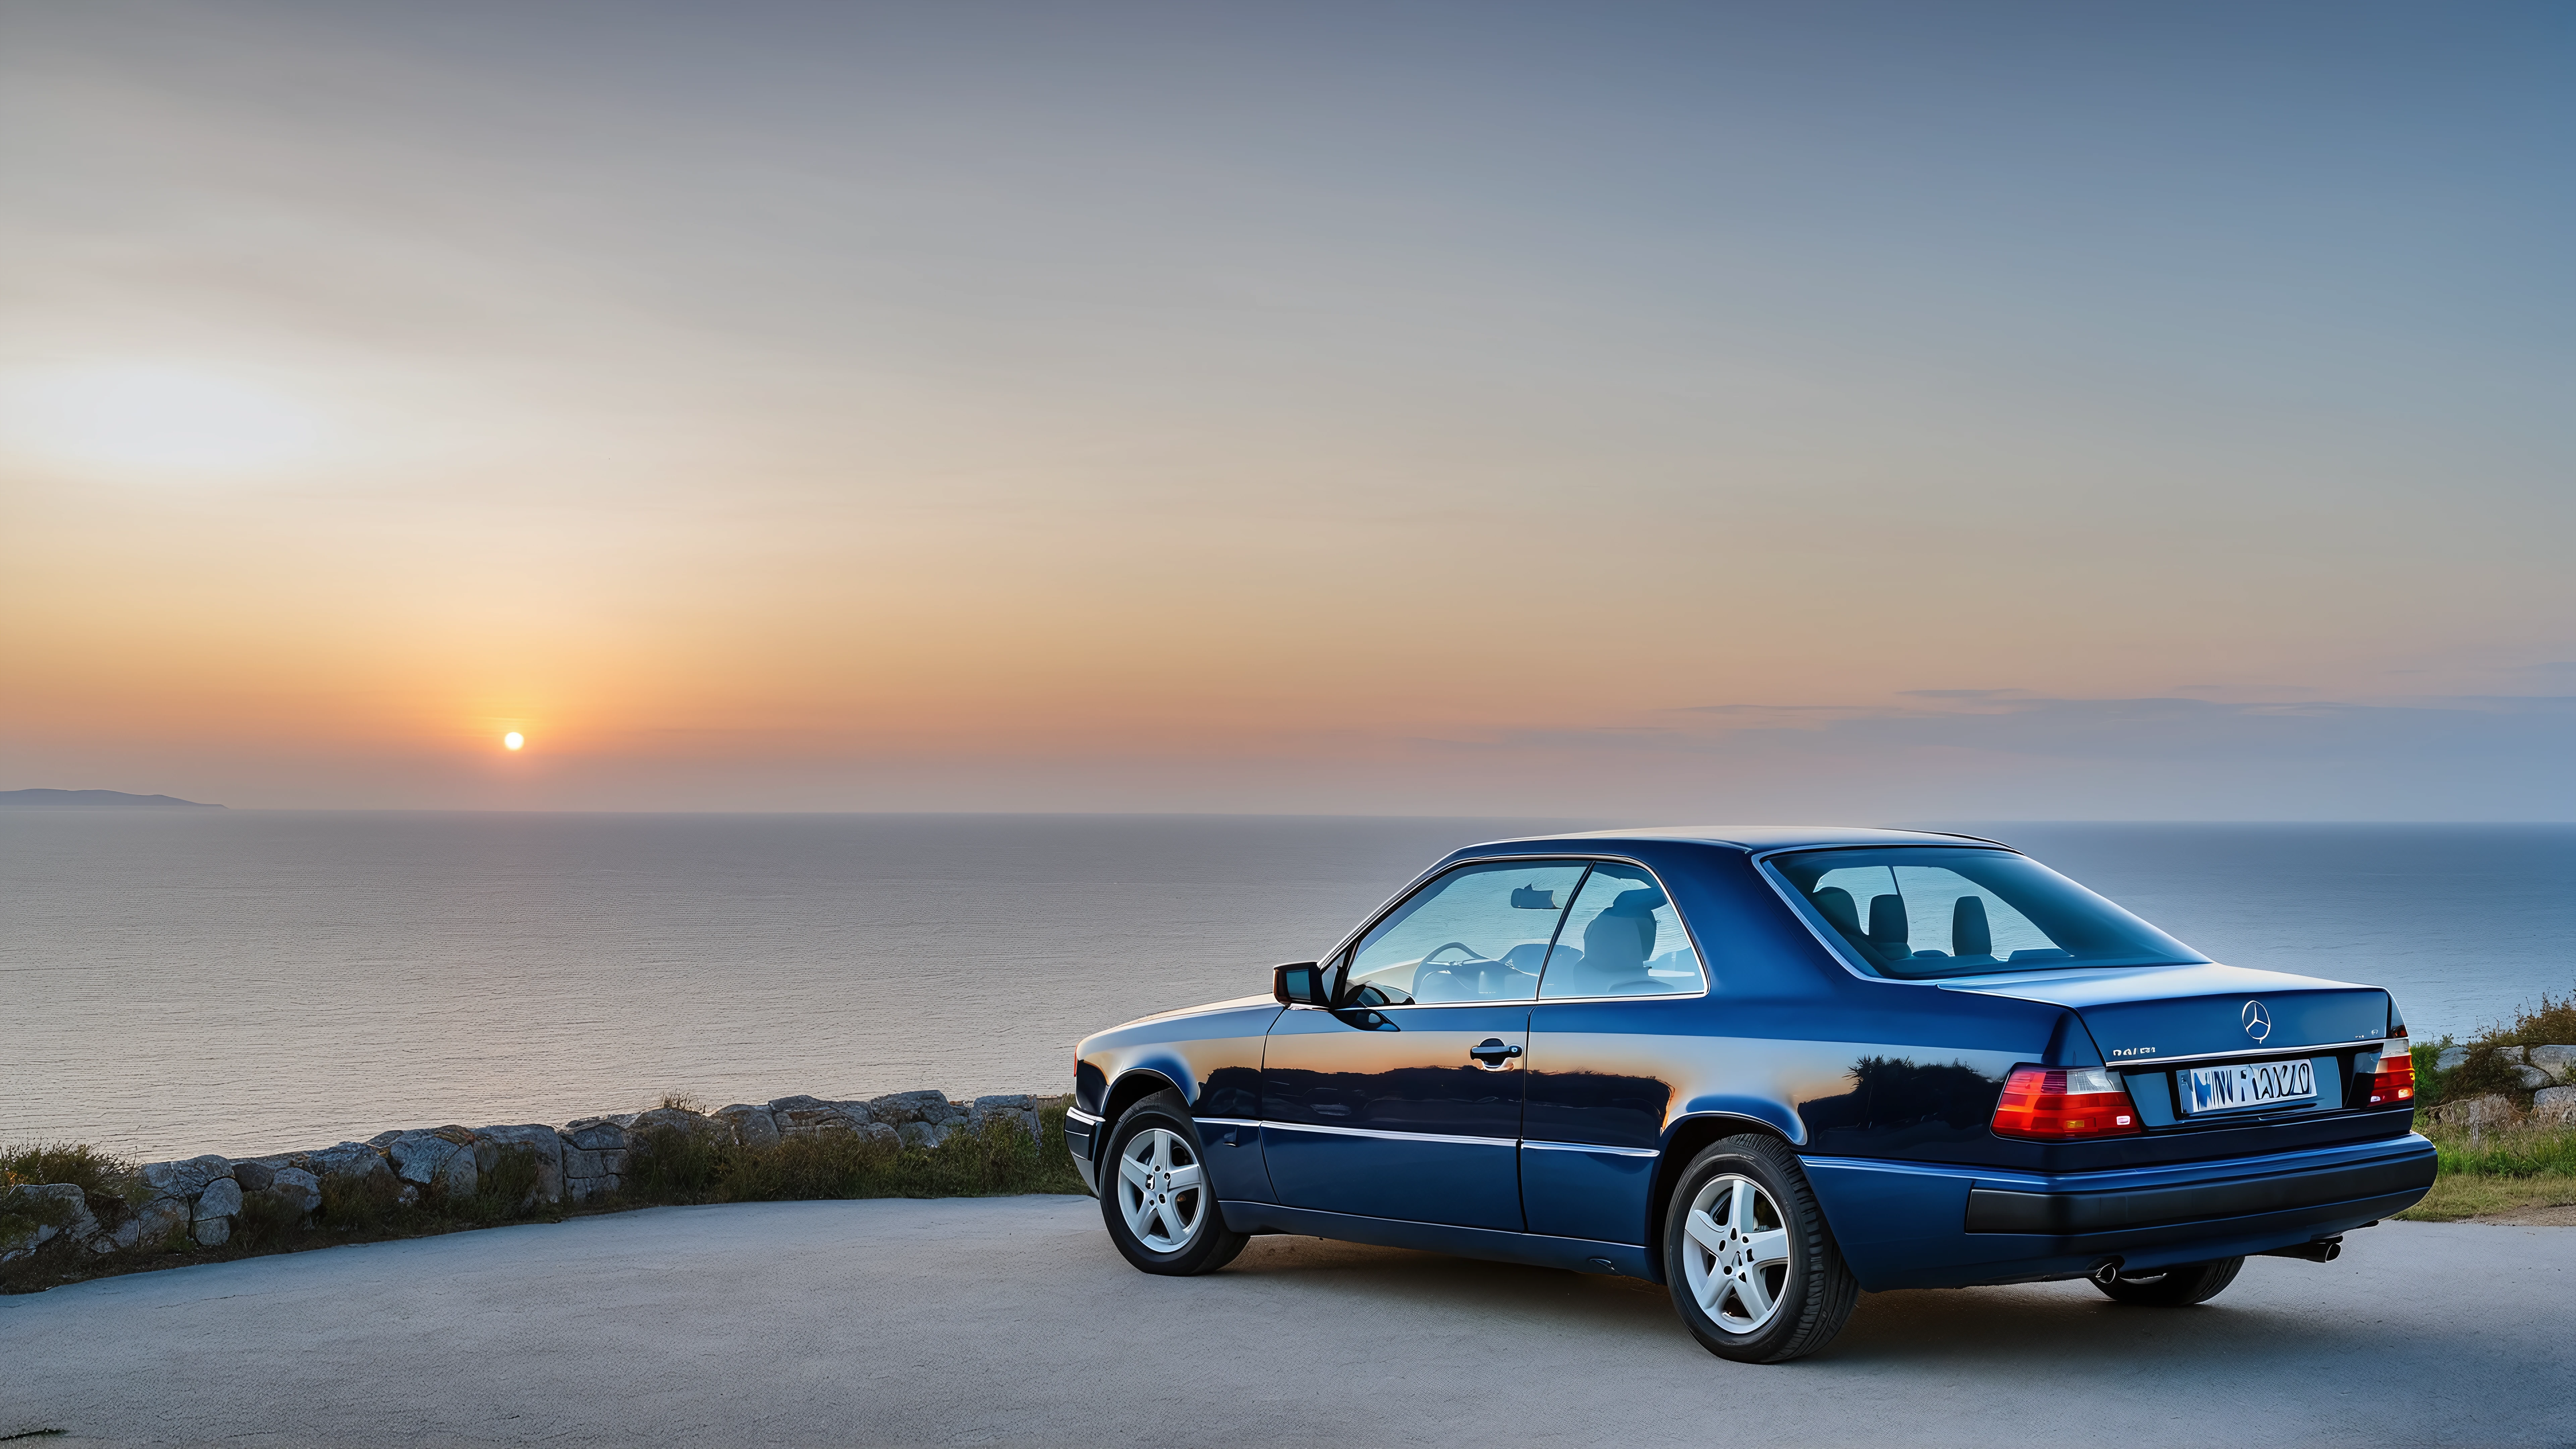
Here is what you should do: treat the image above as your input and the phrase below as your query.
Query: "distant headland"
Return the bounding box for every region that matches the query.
[0,789,223,809]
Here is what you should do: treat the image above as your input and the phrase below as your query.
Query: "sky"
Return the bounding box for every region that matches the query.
[1,1,2570,817]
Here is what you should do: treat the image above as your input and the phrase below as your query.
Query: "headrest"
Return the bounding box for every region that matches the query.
[1812,887,1862,936]
[1868,894,1909,947]
[1606,886,1665,916]
[1952,895,1992,957]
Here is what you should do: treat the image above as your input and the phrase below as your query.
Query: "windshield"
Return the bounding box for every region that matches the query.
[1765,847,2207,980]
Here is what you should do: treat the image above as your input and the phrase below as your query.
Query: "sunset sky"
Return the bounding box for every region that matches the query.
[3,2,2570,817]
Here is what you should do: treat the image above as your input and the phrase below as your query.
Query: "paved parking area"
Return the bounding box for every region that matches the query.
[5,1196,2571,1447]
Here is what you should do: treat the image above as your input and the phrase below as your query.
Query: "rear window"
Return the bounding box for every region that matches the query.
[1764,846,2207,980]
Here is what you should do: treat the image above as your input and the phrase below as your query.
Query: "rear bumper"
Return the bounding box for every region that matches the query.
[1805,1132,2436,1292]
[1063,1107,1102,1193]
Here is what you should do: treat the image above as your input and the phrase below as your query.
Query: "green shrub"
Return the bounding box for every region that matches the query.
[615,1101,1090,1208]
[467,1144,547,1222]
[316,1169,408,1235]
[230,1188,310,1252]
[623,1123,727,1200]
[2,1142,134,1196]
[2478,984,2576,1049]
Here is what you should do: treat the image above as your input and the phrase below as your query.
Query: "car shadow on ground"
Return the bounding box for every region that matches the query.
[1210,1234,2418,1374]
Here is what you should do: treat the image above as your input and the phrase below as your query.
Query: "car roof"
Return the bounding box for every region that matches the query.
[1464,824,2015,855]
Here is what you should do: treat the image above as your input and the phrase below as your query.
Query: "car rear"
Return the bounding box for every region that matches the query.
[1765,843,2435,1291]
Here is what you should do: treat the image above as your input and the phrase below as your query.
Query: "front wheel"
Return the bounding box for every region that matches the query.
[2094,1257,2243,1305]
[1097,1090,1248,1276]
[1662,1135,1858,1363]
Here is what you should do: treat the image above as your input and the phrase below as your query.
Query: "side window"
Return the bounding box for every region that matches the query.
[1345,861,1588,1006]
[1539,863,1705,999]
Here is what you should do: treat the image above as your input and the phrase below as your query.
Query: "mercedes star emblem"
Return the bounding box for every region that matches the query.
[2242,1000,2273,1043]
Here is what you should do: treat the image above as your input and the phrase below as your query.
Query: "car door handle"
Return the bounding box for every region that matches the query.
[1467,1038,1524,1066]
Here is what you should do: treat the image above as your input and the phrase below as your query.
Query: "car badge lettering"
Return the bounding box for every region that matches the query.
[2242,1000,2273,1043]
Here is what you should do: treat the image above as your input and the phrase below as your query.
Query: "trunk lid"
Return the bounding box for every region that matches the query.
[1939,962,2393,1064]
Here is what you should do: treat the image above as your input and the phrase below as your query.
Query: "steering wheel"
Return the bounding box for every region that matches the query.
[1419,942,1485,967]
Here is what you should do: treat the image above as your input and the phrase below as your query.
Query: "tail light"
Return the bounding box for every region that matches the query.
[2361,1035,2415,1107]
[1992,1066,2143,1140]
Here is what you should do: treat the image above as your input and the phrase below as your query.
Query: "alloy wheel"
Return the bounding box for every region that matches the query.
[1116,1126,1206,1253]
[1681,1173,1791,1333]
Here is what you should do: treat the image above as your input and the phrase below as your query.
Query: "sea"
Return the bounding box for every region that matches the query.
[5,813,2571,1161]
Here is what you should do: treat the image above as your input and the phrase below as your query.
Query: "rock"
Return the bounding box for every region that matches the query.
[269,1167,323,1214]
[2511,1064,2554,1091]
[1,1184,99,1261]
[113,1196,192,1251]
[366,1129,405,1149]
[560,1147,606,1178]
[771,1097,873,1138]
[386,1129,478,1197]
[138,1155,233,1201]
[309,1141,391,1182]
[194,1177,243,1222]
[561,1117,627,1151]
[625,1107,716,1140]
[563,1172,621,1203]
[2528,1045,2576,1083]
[2531,1086,2576,1124]
[2436,1046,2470,1072]
[869,1090,961,1127]
[2434,1093,2519,1127]
[193,1215,232,1247]
[229,1157,290,1193]
[472,1125,566,1205]
[899,1121,951,1149]
[717,1105,779,1149]
[974,1093,1036,1113]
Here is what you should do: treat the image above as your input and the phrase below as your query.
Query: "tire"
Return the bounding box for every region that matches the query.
[2093,1256,2244,1305]
[1662,1135,1858,1363]
[1097,1090,1248,1276]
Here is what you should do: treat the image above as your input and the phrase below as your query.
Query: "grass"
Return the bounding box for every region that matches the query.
[2390,984,2576,1219]
[0,1101,1091,1294]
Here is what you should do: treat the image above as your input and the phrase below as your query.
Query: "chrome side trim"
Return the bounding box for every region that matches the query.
[2105,1045,2368,1070]
[1521,1139,1661,1160]
[1261,1121,1515,1149]
[1064,1107,1102,1127]
[1192,1116,1260,1130]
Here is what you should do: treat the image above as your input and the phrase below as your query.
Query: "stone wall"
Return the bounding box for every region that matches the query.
[2429,1044,2576,1126]
[1,1090,1049,1266]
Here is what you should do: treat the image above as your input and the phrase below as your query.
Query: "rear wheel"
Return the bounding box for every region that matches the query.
[1097,1090,1248,1276]
[1662,1134,1858,1363]
[2094,1256,2244,1305]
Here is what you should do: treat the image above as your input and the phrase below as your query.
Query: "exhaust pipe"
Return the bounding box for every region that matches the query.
[2258,1236,2343,1263]
[2090,1258,2124,1285]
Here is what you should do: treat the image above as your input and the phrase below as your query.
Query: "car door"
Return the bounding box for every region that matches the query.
[1261,859,1587,1231]
[1521,861,1710,1244]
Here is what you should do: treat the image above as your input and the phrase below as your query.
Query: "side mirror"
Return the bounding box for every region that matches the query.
[1273,961,1326,1006]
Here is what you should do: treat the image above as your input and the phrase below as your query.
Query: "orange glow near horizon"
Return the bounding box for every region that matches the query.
[0,5,2568,818]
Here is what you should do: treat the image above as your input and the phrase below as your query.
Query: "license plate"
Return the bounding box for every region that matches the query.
[2183,1058,2317,1116]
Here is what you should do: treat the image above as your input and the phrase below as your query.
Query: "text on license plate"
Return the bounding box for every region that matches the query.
[2184,1058,2316,1115]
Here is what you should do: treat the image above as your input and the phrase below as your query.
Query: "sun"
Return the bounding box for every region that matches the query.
[503,732,525,751]
[2,364,321,475]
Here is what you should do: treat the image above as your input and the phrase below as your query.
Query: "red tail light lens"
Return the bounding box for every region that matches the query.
[1992,1066,2143,1140]
[2363,1036,2415,1106]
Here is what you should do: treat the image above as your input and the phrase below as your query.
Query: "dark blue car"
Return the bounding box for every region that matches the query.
[1062,827,2434,1362]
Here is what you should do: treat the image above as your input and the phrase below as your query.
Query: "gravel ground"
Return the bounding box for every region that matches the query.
[4,1195,2571,1447]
